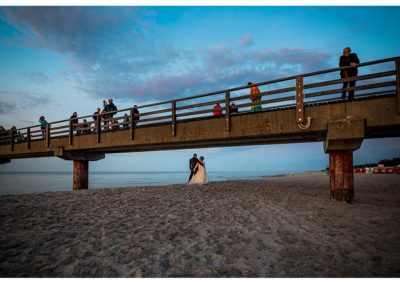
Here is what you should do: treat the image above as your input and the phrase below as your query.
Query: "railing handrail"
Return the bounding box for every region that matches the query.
[2,55,398,134]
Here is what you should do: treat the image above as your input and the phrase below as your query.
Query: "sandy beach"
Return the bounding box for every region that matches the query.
[0,172,399,277]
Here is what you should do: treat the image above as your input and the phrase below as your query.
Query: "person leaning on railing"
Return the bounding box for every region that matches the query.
[92,107,101,132]
[248,82,262,112]
[0,126,6,144]
[81,119,90,134]
[70,112,80,135]
[230,102,238,114]
[0,125,10,144]
[132,105,140,124]
[10,126,17,142]
[15,131,24,142]
[112,118,120,130]
[339,47,360,100]
[102,99,118,130]
[39,116,48,139]
[101,108,109,131]
[101,101,110,130]
[123,114,130,129]
[213,103,223,117]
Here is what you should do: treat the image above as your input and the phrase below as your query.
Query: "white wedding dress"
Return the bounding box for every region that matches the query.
[189,161,209,185]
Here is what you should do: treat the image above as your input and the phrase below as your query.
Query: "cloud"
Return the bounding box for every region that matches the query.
[1,7,142,60]
[1,7,334,104]
[24,71,53,84]
[240,34,254,47]
[67,46,333,103]
[0,100,16,114]
[0,91,51,110]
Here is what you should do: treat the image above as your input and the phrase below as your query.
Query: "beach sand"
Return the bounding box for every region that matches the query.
[0,172,399,277]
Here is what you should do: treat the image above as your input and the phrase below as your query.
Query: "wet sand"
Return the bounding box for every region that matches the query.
[0,172,399,277]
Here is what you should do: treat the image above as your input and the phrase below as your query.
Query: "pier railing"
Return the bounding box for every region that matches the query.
[1,56,399,149]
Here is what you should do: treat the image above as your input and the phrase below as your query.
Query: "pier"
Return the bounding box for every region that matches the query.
[1,56,400,202]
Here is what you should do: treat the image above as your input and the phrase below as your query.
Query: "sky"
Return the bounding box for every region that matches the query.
[0,6,399,173]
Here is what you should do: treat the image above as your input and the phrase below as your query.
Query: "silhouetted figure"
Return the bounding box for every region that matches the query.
[339,47,360,100]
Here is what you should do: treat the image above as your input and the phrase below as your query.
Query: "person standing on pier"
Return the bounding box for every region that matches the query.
[92,107,101,132]
[122,114,130,129]
[213,103,223,117]
[230,102,238,114]
[339,47,360,100]
[70,112,79,135]
[132,105,140,124]
[39,116,48,139]
[248,82,262,112]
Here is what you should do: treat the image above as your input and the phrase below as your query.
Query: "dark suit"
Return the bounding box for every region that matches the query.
[339,53,360,100]
[188,157,199,182]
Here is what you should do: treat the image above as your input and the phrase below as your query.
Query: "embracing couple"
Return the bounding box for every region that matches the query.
[188,154,209,185]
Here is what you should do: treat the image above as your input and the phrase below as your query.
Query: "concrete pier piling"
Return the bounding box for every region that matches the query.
[57,150,105,191]
[73,160,89,190]
[324,118,364,202]
[328,151,354,202]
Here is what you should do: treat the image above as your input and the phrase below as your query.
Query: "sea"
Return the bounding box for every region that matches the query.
[0,171,286,195]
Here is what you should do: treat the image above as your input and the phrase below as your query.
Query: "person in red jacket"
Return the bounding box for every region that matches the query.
[213,103,223,117]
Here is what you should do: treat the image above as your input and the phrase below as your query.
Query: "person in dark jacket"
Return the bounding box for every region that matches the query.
[188,153,199,183]
[339,47,360,100]
[70,112,80,135]
[81,119,90,134]
[106,99,118,118]
[93,108,101,121]
[102,100,111,130]
[230,102,238,114]
[132,105,140,124]
[92,108,101,132]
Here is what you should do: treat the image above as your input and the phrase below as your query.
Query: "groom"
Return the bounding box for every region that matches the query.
[188,153,199,183]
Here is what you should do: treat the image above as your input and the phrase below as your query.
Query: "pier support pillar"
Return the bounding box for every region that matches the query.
[324,118,364,203]
[56,149,105,191]
[328,151,354,202]
[73,160,89,190]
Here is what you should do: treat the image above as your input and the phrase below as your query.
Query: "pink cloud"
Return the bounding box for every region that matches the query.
[240,34,254,47]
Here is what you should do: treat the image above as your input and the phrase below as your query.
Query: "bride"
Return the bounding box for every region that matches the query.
[189,156,209,185]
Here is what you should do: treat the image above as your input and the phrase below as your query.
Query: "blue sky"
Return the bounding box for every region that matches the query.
[0,6,399,173]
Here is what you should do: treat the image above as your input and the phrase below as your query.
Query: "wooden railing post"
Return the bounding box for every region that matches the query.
[225,91,231,131]
[69,121,73,145]
[10,130,14,151]
[296,76,305,123]
[130,108,135,140]
[46,124,50,148]
[396,57,400,114]
[172,100,176,136]
[96,115,101,143]
[27,127,31,150]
